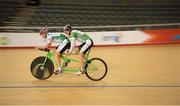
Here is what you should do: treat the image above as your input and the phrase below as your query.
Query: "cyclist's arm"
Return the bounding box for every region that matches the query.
[35,37,52,50]
[68,37,76,54]
[35,42,52,50]
[45,42,52,49]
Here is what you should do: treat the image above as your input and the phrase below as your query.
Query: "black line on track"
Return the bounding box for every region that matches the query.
[1,85,180,88]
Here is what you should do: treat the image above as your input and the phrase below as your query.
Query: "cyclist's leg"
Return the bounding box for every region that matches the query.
[55,39,70,74]
[77,39,93,75]
[80,39,93,54]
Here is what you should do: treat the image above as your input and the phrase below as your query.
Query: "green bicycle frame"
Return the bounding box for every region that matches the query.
[42,49,92,72]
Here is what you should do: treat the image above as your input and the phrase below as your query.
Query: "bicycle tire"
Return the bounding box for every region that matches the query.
[30,56,54,80]
[85,58,108,81]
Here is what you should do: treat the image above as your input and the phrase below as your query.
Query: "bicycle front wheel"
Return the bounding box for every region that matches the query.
[85,58,108,81]
[30,56,54,80]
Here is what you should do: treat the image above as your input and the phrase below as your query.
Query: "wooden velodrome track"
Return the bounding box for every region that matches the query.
[0,44,180,105]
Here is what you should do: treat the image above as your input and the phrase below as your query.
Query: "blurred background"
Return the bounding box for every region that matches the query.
[0,0,180,105]
[0,0,180,32]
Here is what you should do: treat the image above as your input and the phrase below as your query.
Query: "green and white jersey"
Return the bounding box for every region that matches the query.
[69,30,91,53]
[71,30,90,43]
[47,33,67,44]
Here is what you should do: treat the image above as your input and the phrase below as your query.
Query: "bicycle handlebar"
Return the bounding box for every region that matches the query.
[37,48,50,52]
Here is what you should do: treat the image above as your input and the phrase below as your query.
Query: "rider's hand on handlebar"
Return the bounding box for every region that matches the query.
[34,46,50,52]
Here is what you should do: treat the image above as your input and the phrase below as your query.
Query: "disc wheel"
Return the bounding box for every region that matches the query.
[30,56,54,80]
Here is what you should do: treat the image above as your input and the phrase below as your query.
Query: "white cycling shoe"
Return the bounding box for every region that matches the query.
[75,70,84,75]
[54,68,62,75]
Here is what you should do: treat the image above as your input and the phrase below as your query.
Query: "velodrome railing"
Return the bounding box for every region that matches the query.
[0,23,180,32]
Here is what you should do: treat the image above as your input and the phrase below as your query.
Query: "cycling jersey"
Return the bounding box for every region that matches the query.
[69,30,93,53]
[71,30,90,43]
[46,33,68,44]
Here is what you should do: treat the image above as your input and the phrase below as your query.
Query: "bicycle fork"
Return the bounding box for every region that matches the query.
[38,56,49,78]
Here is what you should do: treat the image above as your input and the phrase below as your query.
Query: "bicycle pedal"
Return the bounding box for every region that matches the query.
[54,70,63,75]
[64,62,68,67]
[86,60,91,64]
[64,60,70,67]
[81,71,85,74]
[75,71,84,75]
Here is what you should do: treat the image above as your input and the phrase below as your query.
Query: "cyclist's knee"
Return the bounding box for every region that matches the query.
[56,51,61,56]
[79,52,83,55]
[75,48,80,52]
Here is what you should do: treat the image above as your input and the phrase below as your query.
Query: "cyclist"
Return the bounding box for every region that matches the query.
[36,27,71,75]
[63,25,94,75]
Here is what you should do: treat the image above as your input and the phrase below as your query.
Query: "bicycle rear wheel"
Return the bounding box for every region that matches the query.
[85,58,108,81]
[30,56,54,80]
